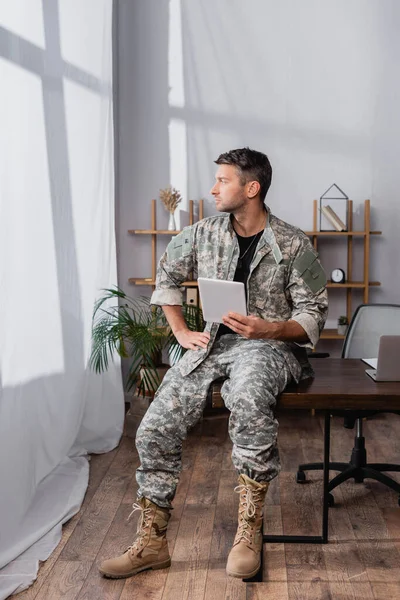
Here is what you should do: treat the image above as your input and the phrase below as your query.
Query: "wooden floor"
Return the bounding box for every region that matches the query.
[14,410,400,600]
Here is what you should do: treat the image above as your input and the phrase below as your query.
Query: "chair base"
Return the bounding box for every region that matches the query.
[297,435,400,506]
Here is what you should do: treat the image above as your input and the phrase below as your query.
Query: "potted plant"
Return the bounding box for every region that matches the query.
[337,315,348,336]
[89,287,204,397]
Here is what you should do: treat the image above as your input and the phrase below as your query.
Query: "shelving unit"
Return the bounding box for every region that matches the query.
[128,199,204,290]
[308,199,381,340]
[128,199,381,340]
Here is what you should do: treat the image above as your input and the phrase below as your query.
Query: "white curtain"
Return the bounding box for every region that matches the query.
[0,2,124,597]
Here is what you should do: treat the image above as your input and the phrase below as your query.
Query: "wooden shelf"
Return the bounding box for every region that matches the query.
[305,231,381,236]
[129,278,199,287]
[129,278,381,289]
[310,198,382,346]
[129,199,381,341]
[327,281,380,288]
[320,329,346,340]
[129,199,204,290]
[131,229,383,237]
[129,230,182,235]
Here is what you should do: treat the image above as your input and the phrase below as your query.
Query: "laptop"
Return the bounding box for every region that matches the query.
[365,335,400,381]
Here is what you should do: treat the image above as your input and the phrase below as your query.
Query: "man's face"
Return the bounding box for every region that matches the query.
[210,164,247,213]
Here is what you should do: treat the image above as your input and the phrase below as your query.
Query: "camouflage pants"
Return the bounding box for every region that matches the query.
[136,334,293,508]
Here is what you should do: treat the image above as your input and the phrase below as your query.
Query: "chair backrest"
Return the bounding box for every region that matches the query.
[342,304,400,359]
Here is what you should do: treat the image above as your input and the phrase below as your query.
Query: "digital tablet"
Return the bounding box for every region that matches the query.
[197,277,247,323]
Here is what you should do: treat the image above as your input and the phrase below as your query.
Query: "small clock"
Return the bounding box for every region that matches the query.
[331,268,346,284]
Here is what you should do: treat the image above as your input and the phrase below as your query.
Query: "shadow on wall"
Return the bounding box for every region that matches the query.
[372,4,400,305]
[115,0,171,388]
[0,0,122,582]
[115,0,171,294]
[116,1,400,348]
[0,3,85,387]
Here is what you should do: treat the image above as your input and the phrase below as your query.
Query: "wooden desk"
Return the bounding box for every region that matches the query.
[250,359,400,583]
[279,358,400,410]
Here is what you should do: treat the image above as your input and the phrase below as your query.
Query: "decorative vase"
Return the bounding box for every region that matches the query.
[337,324,347,336]
[168,212,176,231]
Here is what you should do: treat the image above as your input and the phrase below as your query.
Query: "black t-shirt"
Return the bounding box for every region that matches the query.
[216,229,263,338]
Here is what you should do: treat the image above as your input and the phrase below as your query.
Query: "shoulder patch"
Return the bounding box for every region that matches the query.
[167,228,193,261]
[293,249,327,294]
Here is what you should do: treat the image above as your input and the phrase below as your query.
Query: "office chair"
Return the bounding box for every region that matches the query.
[296,304,400,506]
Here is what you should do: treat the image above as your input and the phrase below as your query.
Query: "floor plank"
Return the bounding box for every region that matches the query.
[12,411,400,600]
[328,581,375,599]
[60,437,137,563]
[305,436,370,585]
[246,581,289,600]
[370,582,400,600]
[34,561,92,600]
[14,449,120,600]
[162,504,216,600]
[204,469,246,600]
[288,581,331,599]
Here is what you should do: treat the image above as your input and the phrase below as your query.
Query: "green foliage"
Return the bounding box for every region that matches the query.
[89,287,204,396]
[338,315,348,326]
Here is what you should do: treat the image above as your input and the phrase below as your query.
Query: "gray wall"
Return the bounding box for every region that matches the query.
[115,0,400,354]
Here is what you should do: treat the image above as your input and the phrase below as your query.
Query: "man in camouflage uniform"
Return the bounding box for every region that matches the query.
[100,148,328,580]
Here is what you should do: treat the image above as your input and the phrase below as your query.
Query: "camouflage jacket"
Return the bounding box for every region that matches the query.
[151,207,328,381]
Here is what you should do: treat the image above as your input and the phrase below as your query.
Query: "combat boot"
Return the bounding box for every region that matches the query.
[226,474,269,579]
[99,497,171,579]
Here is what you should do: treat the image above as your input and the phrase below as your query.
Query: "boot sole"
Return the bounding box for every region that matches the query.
[99,558,171,579]
[226,561,261,579]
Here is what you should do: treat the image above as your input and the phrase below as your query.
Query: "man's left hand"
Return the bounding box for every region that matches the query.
[222,312,275,340]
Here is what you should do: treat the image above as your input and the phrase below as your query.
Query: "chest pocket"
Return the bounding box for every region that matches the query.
[251,258,288,309]
[167,229,193,261]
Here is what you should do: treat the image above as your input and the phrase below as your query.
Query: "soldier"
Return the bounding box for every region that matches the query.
[99,147,328,580]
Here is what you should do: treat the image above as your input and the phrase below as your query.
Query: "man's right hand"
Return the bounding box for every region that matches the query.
[174,329,210,350]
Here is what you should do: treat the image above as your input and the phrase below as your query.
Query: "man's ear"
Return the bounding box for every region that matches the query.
[247,180,260,199]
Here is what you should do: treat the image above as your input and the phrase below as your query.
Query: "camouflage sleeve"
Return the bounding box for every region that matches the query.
[150,225,196,306]
[287,237,328,348]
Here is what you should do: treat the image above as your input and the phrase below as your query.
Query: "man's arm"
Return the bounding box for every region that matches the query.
[150,227,210,350]
[221,313,309,342]
[163,305,210,350]
[222,236,328,345]
[150,226,196,307]
[285,239,328,347]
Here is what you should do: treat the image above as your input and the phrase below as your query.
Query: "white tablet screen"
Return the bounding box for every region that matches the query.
[197,278,247,323]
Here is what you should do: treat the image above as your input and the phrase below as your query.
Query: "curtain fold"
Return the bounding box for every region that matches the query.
[0,2,123,597]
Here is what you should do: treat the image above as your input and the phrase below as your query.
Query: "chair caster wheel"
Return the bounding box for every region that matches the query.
[296,471,306,483]
[328,493,335,507]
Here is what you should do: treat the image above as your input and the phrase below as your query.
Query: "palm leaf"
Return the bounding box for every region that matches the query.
[89,289,204,397]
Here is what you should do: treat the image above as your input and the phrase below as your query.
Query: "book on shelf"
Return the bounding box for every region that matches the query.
[320,205,347,231]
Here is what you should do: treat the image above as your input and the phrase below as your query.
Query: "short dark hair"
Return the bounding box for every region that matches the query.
[214,147,272,201]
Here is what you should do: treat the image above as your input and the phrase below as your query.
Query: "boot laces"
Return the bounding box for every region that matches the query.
[234,484,263,544]
[126,502,152,554]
